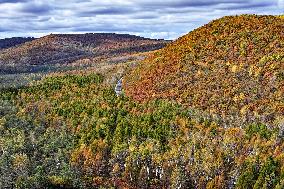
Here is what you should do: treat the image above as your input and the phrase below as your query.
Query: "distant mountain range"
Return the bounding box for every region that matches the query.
[0,37,35,49]
[0,33,169,74]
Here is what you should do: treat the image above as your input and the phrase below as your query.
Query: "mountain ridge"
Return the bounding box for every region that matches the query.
[0,37,35,49]
[0,33,170,74]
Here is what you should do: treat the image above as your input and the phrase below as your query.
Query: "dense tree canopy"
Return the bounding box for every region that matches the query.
[0,72,283,188]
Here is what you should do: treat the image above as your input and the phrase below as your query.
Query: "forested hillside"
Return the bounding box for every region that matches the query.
[124,15,283,127]
[0,33,169,74]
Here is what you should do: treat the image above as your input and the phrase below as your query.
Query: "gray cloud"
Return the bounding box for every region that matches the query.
[19,2,53,14]
[0,0,283,39]
[132,0,274,8]
[0,27,10,32]
[77,7,136,17]
[217,0,278,10]
[0,0,28,3]
[130,13,159,20]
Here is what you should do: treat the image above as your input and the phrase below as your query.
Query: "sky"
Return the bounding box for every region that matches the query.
[0,0,283,40]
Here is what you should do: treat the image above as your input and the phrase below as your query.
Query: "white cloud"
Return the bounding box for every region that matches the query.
[279,0,284,8]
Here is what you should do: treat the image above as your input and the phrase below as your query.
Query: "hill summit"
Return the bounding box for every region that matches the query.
[125,15,284,124]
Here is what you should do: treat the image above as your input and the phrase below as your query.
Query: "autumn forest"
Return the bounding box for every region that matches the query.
[0,15,283,189]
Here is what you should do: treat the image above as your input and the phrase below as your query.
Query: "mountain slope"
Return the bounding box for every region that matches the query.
[0,33,169,74]
[124,15,284,125]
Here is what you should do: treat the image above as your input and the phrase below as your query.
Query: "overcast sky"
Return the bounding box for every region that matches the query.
[0,0,283,39]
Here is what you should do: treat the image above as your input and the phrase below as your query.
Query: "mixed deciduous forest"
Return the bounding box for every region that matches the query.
[125,15,283,127]
[0,15,283,189]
